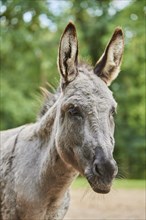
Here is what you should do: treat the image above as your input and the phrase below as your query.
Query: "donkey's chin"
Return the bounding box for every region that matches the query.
[90,183,111,194]
[86,176,112,194]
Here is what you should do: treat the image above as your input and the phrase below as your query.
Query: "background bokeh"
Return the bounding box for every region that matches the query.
[0,0,145,179]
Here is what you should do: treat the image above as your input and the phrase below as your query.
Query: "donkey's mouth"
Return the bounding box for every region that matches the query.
[90,182,111,194]
[85,174,112,194]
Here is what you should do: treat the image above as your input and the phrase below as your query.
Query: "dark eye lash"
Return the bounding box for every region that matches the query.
[110,107,116,116]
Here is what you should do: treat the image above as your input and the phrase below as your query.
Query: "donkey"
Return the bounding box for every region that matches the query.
[0,22,124,220]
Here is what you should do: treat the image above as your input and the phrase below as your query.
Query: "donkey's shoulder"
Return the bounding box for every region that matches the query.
[1,125,25,139]
[0,125,31,149]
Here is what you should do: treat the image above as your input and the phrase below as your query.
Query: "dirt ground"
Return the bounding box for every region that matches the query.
[64,188,145,220]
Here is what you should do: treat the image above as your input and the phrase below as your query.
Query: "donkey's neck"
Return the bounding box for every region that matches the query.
[36,100,78,201]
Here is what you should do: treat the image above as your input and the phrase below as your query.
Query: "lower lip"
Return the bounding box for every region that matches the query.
[88,179,111,194]
[93,187,110,194]
[85,173,112,194]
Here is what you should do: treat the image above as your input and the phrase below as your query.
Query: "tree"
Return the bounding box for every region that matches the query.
[0,0,58,129]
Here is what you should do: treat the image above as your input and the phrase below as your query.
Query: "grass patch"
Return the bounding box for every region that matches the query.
[71,177,89,189]
[71,177,145,189]
[113,179,145,189]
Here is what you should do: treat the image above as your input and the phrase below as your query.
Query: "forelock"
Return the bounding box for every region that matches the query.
[62,63,116,108]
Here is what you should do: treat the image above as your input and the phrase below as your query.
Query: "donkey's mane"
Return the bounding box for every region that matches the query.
[38,62,93,118]
[38,88,60,118]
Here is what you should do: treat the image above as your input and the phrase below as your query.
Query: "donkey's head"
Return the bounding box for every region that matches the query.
[55,23,124,194]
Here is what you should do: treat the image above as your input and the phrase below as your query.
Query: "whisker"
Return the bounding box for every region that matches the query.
[81,186,91,200]
[116,173,126,180]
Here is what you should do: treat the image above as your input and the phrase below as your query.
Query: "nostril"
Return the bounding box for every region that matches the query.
[93,162,102,177]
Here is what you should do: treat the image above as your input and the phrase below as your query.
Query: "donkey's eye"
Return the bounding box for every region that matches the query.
[110,107,116,116]
[68,106,82,117]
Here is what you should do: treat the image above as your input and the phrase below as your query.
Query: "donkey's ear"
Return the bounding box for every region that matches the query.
[58,22,78,86]
[94,28,124,86]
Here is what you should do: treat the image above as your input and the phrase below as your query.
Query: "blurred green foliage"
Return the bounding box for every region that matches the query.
[0,0,145,178]
[72,177,145,189]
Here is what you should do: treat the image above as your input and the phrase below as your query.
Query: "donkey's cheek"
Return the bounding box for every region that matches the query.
[55,128,83,172]
[56,144,81,172]
[58,118,83,146]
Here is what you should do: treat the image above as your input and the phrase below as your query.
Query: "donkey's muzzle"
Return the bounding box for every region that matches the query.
[86,157,118,194]
[93,158,118,180]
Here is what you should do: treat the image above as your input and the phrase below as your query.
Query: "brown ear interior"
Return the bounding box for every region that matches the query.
[94,28,124,86]
[58,22,78,86]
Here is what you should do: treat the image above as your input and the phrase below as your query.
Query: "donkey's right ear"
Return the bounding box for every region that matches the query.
[58,22,78,87]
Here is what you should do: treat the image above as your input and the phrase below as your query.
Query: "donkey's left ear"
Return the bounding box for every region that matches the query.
[58,22,78,86]
[94,28,124,86]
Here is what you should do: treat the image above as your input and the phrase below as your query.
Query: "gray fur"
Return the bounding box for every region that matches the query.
[0,22,124,220]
